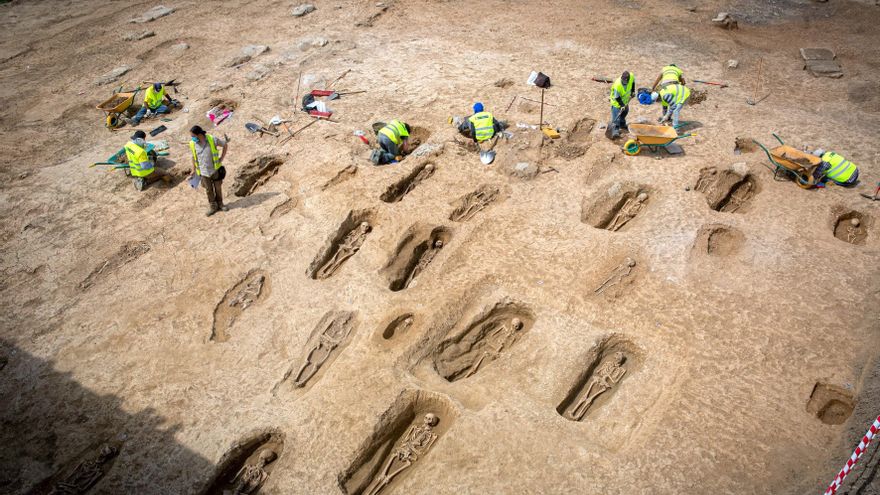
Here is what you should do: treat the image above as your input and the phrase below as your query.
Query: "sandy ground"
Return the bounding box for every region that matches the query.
[1,0,880,494]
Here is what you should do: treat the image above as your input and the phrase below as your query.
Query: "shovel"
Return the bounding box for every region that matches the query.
[479,150,496,165]
[245,122,279,137]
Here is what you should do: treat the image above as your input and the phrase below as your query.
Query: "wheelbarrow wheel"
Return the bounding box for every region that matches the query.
[623,139,641,156]
[106,114,122,129]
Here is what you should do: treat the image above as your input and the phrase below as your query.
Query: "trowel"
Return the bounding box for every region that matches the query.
[479,150,496,165]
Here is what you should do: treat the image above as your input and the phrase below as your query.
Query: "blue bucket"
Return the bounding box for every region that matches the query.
[638,91,653,105]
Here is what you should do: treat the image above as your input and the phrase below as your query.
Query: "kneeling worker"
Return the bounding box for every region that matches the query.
[812,149,859,186]
[457,102,505,150]
[373,119,412,165]
[652,83,691,128]
[125,130,171,191]
[190,125,229,216]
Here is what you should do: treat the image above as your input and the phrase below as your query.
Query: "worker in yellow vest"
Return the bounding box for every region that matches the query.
[651,64,686,91]
[189,125,229,216]
[130,83,176,125]
[124,130,171,191]
[651,83,691,128]
[608,71,634,138]
[372,119,412,165]
[457,102,505,148]
[812,149,860,186]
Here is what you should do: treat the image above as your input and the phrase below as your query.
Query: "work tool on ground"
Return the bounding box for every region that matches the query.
[149,125,166,136]
[859,183,880,201]
[245,122,279,137]
[327,69,351,89]
[753,133,819,189]
[747,58,768,105]
[693,80,729,88]
[479,150,496,165]
[279,119,321,144]
[591,76,613,83]
[505,95,517,112]
[622,124,694,156]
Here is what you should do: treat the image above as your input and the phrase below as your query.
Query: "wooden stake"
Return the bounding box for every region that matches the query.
[505,95,517,112]
[539,88,545,128]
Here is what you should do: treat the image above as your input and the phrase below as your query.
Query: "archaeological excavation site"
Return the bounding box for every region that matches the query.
[1,1,879,494]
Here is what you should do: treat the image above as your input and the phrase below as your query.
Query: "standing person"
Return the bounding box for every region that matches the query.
[124,130,171,191]
[652,83,691,128]
[651,64,686,91]
[372,119,411,165]
[609,71,635,138]
[189,125,229,216]
[129,83,176,125]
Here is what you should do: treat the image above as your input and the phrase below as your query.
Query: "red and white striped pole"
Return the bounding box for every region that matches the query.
[824,414,880,495]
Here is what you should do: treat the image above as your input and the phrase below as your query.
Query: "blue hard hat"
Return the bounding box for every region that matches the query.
[638,92,653,105]
[473,102,484,113]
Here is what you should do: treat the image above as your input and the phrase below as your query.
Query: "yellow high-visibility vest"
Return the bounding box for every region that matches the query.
[378,120,408,146]
[610,75,635,108]
[124,141,154,178]
[468,111,496,142]
[659,65,683,85]
[144,85,165,110]
[659,84,691,107]
[821,151,857,183]
[189,134,222,176]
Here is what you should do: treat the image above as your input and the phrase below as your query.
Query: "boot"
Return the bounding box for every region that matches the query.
[206,203,219,216]
[218,203,229,212]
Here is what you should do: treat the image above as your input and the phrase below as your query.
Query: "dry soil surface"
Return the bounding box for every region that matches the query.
[1,0,880,494]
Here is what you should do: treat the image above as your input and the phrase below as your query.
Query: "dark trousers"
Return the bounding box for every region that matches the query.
[201,172,224,207]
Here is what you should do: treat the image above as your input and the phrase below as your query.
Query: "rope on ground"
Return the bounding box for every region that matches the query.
[824,414,880,495]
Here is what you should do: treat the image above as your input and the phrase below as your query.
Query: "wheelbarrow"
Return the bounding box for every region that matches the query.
[623,123,694,156]
[753,133,819,189]
[90,142,165,174]
[96,91,138,130]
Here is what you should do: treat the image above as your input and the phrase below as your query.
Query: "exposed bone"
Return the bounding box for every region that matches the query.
[317,222,371,279]
[594,258,636,294]
[365,414,440,495]
[228,449,278,495]
[292,317,352,387]
[568,352,627,421]
[608,193,648,231]
[463,317,524,378]
[49,444,118,495]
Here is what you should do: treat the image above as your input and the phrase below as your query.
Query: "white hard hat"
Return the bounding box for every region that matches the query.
[813,148,825,157]
[651,92,659,102]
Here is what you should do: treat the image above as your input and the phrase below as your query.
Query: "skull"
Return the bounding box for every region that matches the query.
[360,222,371,232]
[434,239,444,249]
[424,164,435,172]
[511,317,523,330]
[424,413,439,426]
[612,351,626,364]
[258,449,278,465]
[850,218,861,228]
[636,192,648,202]
[624,257,636,267]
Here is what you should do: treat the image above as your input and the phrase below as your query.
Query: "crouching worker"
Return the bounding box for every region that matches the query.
[812,149,859,186]
[130,83,178,125]
[652,83,690,128]
[125,130,171,191]
[457,102,505,150]
[371,119,412,165]
[189,125,229,216]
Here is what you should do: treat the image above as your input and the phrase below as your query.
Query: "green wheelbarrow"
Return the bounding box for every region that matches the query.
[753,133,819,189]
